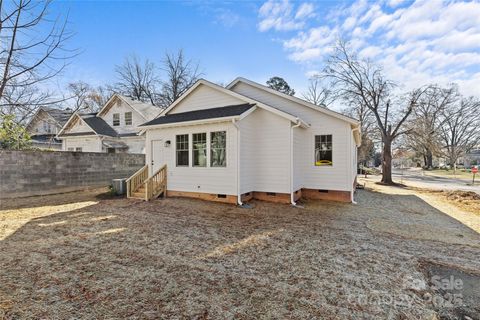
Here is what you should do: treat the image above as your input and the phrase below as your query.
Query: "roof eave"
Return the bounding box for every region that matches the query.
[139,115,241,130]
[227,77,360,125]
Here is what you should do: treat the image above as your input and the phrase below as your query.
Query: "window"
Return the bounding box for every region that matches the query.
[211,131,226,167]
[125,112,132,125]
[67,147,74,151]
[43,121,50,133]
[113,113,120,126]
[315,135,333,166]
[192,133,207,167]
[176,134,189,166]
[75,147,82,152]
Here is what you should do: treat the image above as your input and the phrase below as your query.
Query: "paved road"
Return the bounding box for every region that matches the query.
[391,168,480,195]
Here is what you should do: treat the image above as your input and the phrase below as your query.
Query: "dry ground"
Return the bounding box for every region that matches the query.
[1,185,479,319]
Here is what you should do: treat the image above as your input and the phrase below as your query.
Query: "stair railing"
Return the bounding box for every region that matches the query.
[144,164,167,201]
[126,165,148,198]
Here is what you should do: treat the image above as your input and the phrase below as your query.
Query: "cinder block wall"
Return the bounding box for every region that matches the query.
[0,150,145,198]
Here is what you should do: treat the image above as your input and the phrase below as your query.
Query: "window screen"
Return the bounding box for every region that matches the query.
[176,134,189,166]
[315,135,332,166]
[192,133,207,167]
[113,113,120,126]
[125,112,132,125]
[211,131,226,167]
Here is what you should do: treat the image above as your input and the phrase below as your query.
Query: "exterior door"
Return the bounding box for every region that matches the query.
[151,140,165,175]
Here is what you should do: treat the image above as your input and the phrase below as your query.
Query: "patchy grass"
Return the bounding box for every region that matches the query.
[424,169,478,183]
[1,186,479,319]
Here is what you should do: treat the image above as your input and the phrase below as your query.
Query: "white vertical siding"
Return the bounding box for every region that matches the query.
[239,108,291,194]
[168,84,245,114]
[146,121,238,195]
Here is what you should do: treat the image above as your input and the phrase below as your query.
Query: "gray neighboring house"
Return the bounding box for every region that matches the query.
[462,146,480,168]
[25,107,72,150]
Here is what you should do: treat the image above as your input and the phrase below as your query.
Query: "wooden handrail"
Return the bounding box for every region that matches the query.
[144,164,167,201]
[126,165,148,198]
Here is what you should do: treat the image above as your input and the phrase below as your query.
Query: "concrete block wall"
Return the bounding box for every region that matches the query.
[0,150,145,198]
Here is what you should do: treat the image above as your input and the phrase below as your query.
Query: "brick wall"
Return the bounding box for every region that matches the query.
[0,150,145,198]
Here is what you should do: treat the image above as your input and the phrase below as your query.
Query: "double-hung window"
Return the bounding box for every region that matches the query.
[125,112,132,125]
[315,135,333,166]
[113,113,120,126]
[192,133,207,167]
[176,134,189,166]
[211,131,226,167]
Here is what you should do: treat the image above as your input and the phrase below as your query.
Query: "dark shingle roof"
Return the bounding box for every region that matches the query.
[42,107,72,126]
[82,116,118,137]
[140,104,255,127]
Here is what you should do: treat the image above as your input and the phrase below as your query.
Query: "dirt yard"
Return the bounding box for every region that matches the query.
[1,185,479,319]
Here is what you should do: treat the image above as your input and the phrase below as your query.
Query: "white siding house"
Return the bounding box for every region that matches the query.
[25,107,72,150]
[136,78,361,204]
[57,94,159,154]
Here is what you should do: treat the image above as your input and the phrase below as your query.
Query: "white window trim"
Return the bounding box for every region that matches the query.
[313,134,334,168]
[113,113,120,126]
[210,131,227,168]
[173,130,228,169]
[175,134,190,167]
[192,132,207,167]
[125,112,132,126]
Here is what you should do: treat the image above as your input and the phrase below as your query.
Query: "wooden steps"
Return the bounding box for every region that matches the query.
[126,165,167,201]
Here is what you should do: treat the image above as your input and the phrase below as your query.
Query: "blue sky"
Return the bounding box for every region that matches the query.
[51,0,480,99]
[52,0,315,91]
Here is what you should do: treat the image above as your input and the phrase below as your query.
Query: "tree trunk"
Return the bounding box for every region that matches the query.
[381,138,393,184]
[426,149,433,169]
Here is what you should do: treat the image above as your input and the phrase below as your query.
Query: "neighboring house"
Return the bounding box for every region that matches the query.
[130,77,361,204]
[26,107,72,150]
[461,146,480,168]
[57,94,159,153]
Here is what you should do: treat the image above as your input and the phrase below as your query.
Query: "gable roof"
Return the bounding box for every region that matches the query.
[42,107,73,126]
[82,116,118,137]
[227,77,360,126]
[159,79,309,128]
[97,94,160,121]
[140,104,255,128]
[57,112,121,138]
[26,107,72,131]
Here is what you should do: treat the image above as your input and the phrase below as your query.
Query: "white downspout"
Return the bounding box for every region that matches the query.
[351,127,361,204]
[232,118,242,206]
[290,119,302,206]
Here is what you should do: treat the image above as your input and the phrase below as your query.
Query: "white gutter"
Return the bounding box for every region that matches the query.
[232,118,242,206]
[290,119,302,206]
[351,127,361,204]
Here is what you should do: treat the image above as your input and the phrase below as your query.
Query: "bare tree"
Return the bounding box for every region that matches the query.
[342,100,377,167]
[66,81,109,113]
[438,96,480,171]
[302,77,333,107]
[406,84,458,168]
[321,41,426,184]
[115,55,159,105]
[0,0,75,121]
[158,50,201,108]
